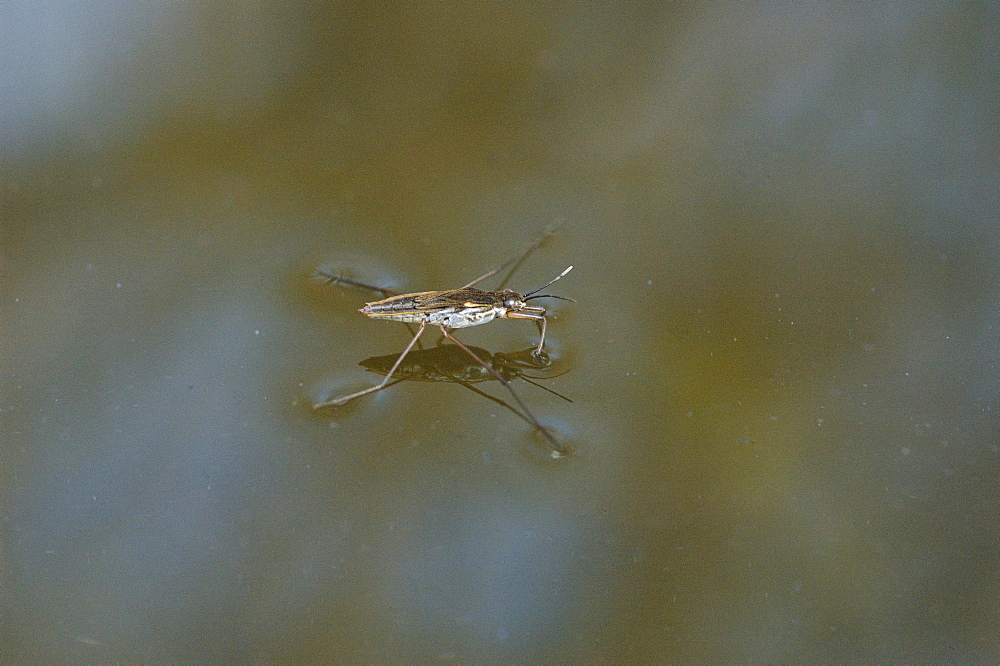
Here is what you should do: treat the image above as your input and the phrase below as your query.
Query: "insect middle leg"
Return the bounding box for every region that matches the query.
[314,321,428,408]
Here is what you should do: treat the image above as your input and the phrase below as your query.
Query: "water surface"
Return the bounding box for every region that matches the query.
[2,3,997,661]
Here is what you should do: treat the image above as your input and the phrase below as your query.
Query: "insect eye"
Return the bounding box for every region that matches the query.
[505,298,519,308]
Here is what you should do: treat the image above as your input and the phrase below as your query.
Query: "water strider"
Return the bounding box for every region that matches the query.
[313,228,574,455]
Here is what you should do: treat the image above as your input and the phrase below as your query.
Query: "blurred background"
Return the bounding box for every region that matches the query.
[2,1,997,661]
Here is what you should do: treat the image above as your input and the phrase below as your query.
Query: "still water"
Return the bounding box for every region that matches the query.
[2,3,997,661]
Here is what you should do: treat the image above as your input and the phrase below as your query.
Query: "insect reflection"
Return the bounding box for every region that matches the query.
[357,344,572,432]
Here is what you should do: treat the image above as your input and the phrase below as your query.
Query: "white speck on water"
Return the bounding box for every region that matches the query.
[254,330,260,335]
[116,283,122,288]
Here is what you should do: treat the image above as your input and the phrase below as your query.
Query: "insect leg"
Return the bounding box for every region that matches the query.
[535,317,547,355]
[504,310,549,355]
[314,321,427,408]
[315,269,422,348]
[313,269,400,297]
[460,222,561,289]
[440,327,566,454]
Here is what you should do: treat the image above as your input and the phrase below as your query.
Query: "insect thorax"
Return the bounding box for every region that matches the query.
[428,306,500,328]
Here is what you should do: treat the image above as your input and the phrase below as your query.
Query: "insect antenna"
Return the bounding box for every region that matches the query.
[522,265,574,299]
[524,294,576,303]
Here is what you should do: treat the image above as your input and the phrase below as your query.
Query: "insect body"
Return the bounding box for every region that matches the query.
[359,267,571,354]
[361,290,517,326]
[313,229,574,455]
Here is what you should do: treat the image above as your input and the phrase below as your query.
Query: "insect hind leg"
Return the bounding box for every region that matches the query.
[313,269,401,298]
[314,321,427,408]
[460,222,561,290]
[315,268,422,348]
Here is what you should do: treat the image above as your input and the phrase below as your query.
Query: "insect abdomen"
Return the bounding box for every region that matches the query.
[361,293,436,322]
[367,311,434,323]
[361,292,437,313]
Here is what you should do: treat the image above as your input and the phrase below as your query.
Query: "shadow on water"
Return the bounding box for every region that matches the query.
[326,344,573,450]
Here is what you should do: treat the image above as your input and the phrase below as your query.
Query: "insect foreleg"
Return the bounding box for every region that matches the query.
[504,310,548,355]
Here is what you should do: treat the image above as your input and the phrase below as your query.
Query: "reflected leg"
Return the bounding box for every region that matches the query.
[440,327,566,454]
